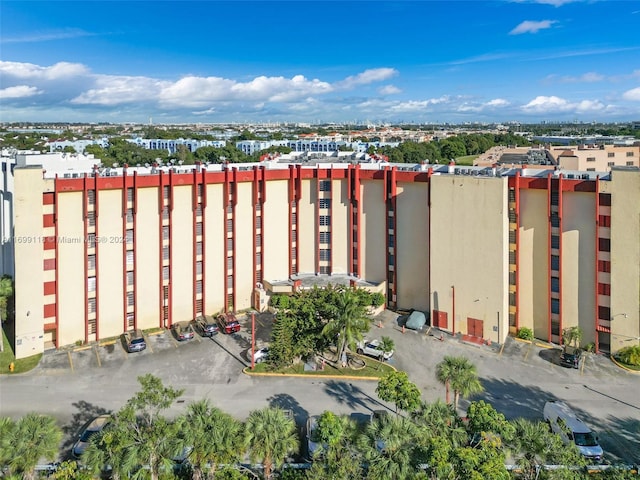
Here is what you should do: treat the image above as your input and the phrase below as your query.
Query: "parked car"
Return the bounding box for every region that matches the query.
[356,339,394,360]
[193,315,219,337]
[217,312,241,334]
[72,414,111,458]
[124,329,146,353]
[560,346,582,369]
[543,400,604,463]
[305,415,323,461]
[250,347,270,364]
[172,321,195,341]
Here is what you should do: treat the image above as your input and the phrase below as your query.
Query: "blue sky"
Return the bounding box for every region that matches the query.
[1,0,639,124]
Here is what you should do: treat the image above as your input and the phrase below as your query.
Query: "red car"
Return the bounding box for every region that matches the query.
[216,313,241,334]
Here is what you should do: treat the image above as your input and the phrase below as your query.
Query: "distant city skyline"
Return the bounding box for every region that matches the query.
[1,0,639,124]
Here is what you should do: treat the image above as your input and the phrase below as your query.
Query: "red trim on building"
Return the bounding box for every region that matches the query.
[43,213,55,228]
[44,303,56,318]
[53,178,59,347]
[132,172,138,330]
[43,236,56,250]
[168,170,174,326]
[288,166,295,276]
[547,173,552,342]
[43,258,56,270]
[94,176,100,341]
[122,169,128,333]
[315,171,322,274]
[158,171,165,328]
[515,171,521,331]
[594,178,600,353]
[43,281,56,296]
[557,174,563,340]
[43,192,55,205]
[83,176,89,343]
[354,165,361,277]
[427,167,433,317]
[201,167,207,313]
[193,170,198,319]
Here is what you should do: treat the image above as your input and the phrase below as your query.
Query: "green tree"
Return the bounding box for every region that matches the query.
[0,275,14,324]
[4,413,62,480]
[176,399,245,480]
[244,407,299,479]
[562,326,583,349]
[310,412,362,479]
[322,287,371,366]
[411,400,467,448]
[378,337,395,362]
[436,356,484,409]
[83,419,130,480]
[50,460,93,480]
[127,374,184,427]
[376,371,422,414]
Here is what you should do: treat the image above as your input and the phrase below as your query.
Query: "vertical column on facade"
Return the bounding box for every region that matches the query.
[349,165,361,278]
[253,167,265,286]
[548,174,562,343]
[385,167,397,309]
[288,165,299,277]
[123,168,136,331]
[43,190,59,347]
[317,169,332,275]
[595,186,612,353]
[193,167,204,318]
[507,173,519,335]
[84,175,98,342]
[159,171,171,328]
[223,169,236,312]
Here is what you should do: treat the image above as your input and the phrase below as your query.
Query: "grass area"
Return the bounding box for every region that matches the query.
[455,154,480,166]
[249,355,395,378]
[0,328,42,374]
[613,356,640,371]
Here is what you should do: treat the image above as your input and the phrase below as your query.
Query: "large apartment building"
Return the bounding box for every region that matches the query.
[551,144,640,172]
[8,156,640,359]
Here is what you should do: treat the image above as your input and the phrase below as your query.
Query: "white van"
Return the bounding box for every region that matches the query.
[543,401,604,463]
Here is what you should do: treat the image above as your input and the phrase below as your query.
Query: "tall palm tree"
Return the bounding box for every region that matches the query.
[6,413,62,480]
[322,287,371,366]
[83,421,129,480]
[0,417,15,470]
[245,407,299,479]
[177,399,245,480]
[411,400,467,448]
[435,356,484,410]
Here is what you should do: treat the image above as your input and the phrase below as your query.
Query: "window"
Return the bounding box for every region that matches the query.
[626,151,635,157]
[87,276,96,292]
[319,232,331,244]
[598,283,611,296]
[550,213,560,228]
[551,235,560,249]
[607,161,615,167]
[319,198,331,209]
[227,275,233,288]
[587,168,596,171]
[163,246,169,261]
[126,208,134,223]
[551,277,560,293]
[599,215,611,227]
[291,230,297,243]
[599,193,611,206]
[627,161,635,166]
[509,251,516,265]
[598,306,611,321]
[162,206,169,221]
[598,260,611,273]
[255,216,262,229]
[87,211,95,227]
[88,298,96,314]
[127,291,135,307]
[195,205,202,217]
[291,212,297,224]
[607,152,615,158]
[196,261,203,275]
[586,157,596,162]
[255,234,261,247]
[196,241,203,256]
[196,222,203,236]
[551,255,560,271]
[163,226,170,240]
[319,215,331,226]
[319,180,331,191]
[196,280,203,294]
[226,218,233,232]
[227,256,233,270]
[388,255,395,266]
[127,188,134,202]
[551,298,560,314]
[387,217,394,229]
[226,238,233,251]
[88,190,96,205]
[87,233,96,249]
[319,249,331,261]
[163,186,170,199]
[197,184,203,197]
[255,252,261,266]
[163,266,169,280]
[388,235,395,248]
[126,250,134,266]
[598,237,611,252]
[127,271,134,286]
[319,266,330,274]
[88,255,96,270]
[126,229,134,244]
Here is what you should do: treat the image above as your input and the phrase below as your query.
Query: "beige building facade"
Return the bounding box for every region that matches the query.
[552,145,640,172]
[10,161,640,359]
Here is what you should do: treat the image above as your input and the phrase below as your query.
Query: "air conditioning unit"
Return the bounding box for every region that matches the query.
[63,173,71,178]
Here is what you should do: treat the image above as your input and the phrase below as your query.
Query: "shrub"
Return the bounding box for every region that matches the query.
[517,327,534,341]
[370,292,385,307]
[616,345,640,366]
[269,294,290,309]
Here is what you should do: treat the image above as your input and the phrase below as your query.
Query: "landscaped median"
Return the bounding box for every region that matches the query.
[243,354,397,380]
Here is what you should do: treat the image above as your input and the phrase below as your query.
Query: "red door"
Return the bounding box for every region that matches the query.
[467,317,483,338]
[432,310,448,329]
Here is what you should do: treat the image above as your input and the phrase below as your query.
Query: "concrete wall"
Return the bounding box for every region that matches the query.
[263,180,289,282]
[331,179,349,274]
[360,180,386,282]
[170,185,193,323]
[135,187,160,330]
[298,179,317,274]
[204,184,225,314]
[234,182,254,310]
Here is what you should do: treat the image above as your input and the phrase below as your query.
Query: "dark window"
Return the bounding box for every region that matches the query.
[388,235,395,248]
[598,283,611,296]
[599,215,611,228]
[551,277,560,293]
[598,260,611,273]
[319,199,331,209]
[319,249,331,261]
[551,255,560,270]
[319,232,331,244]
[319,180,331,191]
[550,213,560,228]
[196,242,203,256]
[598,306,611,321]
[599,193,611,206]
[551,235,560,249]
[551,298,560,314]
[319,215,331,226]
[598,238,610,252]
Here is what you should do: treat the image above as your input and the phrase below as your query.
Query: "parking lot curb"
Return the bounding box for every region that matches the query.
[145,329,165,336]
[99,340,116,346]
[242,368,381,381]
[513,337,532,344]
[73,345,92,352]
[535,342,555,349]
[610,356,640,374]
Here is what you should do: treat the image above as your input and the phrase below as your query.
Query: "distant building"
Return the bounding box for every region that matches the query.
[128,137,226,154]
[550,145,640,172]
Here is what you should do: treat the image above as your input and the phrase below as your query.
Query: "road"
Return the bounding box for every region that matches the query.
[1,311,639,464]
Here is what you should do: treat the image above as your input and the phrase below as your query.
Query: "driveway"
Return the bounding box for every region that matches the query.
[1,310,639,465]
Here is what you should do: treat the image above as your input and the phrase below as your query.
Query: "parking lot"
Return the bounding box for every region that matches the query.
[4,309,640,465]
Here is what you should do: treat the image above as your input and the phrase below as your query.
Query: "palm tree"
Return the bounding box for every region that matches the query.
[311,412,362,479]
[245,407,299,479]
[411,400,467,448]
[322,287,371,367]
[378,336,395,362]
[0,417,15,470]
[177,399,244,480]
[508,419,552,480]
[83,421,129,480]
[435,356,484,410]
[5,413,62,480]
[360,414,419,480]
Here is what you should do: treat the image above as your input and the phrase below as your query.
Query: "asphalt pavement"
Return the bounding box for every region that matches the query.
[1,310,639,465]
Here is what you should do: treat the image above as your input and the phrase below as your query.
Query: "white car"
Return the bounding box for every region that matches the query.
[356,339,393,360]
[251,347,270,363]
[72,414,111,458]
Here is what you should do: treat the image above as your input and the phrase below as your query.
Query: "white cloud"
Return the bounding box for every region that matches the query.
[521,95,605,113]
[390,96,453,112]
[378,85,401,95]
[510,20,557,35]
[72,75,169,105]
[0,61,89,80]
[0,85,42,99]
[457,98,510,112]
[622,87,640,101]
[335,68,398,89]
[545,72,605,83]
[1,29,95,44]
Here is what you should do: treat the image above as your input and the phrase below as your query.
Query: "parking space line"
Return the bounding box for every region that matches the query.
[145,335,154,353]
[67,351,74,373]
[94,346,101,367]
